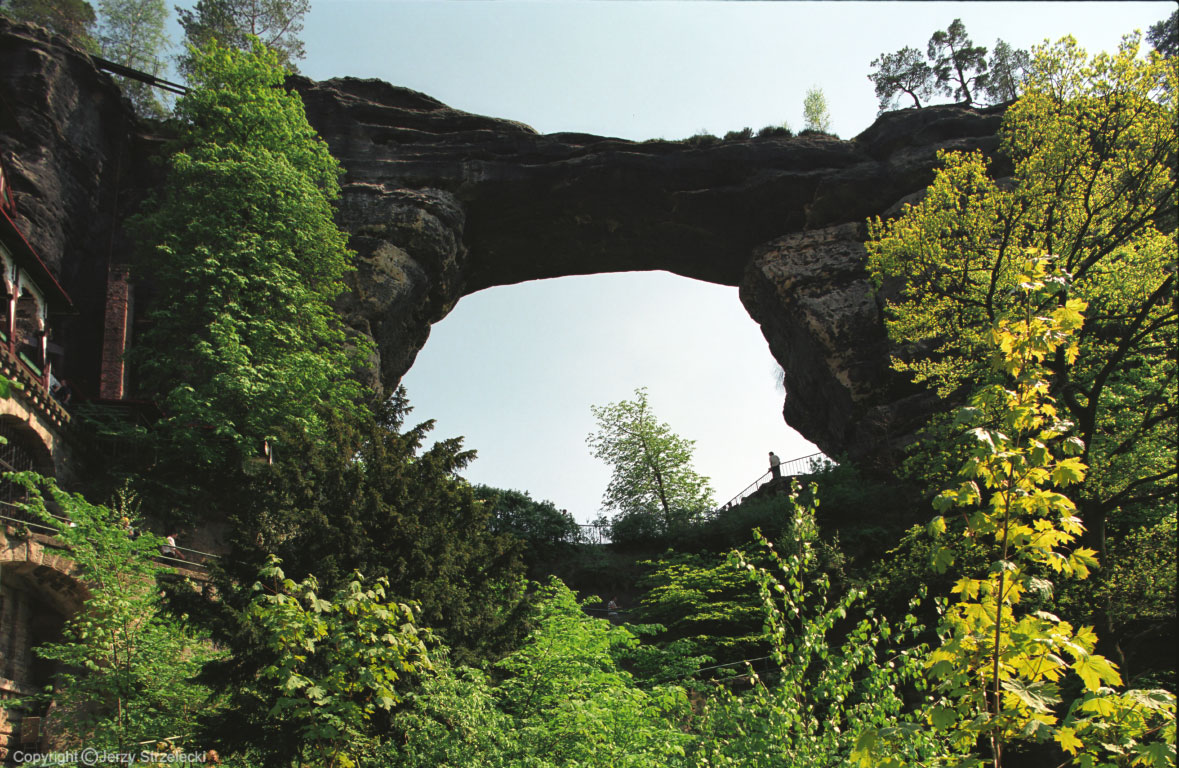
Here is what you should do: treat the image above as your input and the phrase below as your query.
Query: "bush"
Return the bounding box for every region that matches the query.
[756,124,793,138]
[723,127,753,140]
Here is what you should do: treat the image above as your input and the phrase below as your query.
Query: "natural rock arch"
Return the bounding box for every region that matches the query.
[0,19,1010,466]
[295,77,1007,465]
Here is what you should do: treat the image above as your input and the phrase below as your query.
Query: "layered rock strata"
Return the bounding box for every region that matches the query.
[0,18,1009,465]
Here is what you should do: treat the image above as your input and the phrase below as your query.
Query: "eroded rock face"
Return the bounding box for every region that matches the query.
[0,19,1009,466]
[0,17,163,396]
[293,75,1005,465]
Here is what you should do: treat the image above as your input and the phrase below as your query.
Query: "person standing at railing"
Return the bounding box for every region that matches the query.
[161,533,185,561]
[768,451,781,481]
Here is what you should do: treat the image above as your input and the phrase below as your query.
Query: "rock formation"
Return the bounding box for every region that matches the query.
[0,18,1010,466]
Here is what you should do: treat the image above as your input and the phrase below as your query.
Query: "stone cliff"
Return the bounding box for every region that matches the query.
[0,18,1009,467]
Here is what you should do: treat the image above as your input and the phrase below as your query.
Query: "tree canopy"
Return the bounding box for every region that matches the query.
[0,0,96,46]
[803,86,833,133]
[131,39,369,479]
[926,18,989,104]
[96,0,170,116]
[867,34,1176,571]
[869,20,1031,112]
[177,0,309,74]
[587,387,714,531]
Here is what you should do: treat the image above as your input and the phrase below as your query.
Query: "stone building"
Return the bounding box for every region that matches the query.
[0,154,83,757]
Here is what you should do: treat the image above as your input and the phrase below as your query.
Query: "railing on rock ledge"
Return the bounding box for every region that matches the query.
[714,451,831,514]
[0,500,218,573]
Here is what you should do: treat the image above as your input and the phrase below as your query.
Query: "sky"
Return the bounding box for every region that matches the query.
[175,1,1170,523]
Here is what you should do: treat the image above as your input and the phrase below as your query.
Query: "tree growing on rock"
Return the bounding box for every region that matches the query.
[177,0,309,74]
[0,0,97,47]
[587,387,714,532]
[927,18,989,104]
[982,39,1031,104]
[868,45,933,112]
[802,86,833,133]
[96,0,171,117]
[131,39,370,493]
[870,21,1029,111]
[866,34,1177,682]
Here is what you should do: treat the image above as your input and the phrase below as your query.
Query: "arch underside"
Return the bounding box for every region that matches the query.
[301,77,1005,465]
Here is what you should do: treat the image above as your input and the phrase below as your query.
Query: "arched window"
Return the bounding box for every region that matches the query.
[14,287,43,372]
[0,417,52,508]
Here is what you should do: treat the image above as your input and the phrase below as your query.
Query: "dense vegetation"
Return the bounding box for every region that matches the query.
[2,14,1176,768]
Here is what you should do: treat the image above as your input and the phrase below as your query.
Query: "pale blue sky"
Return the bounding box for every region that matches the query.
[173,2,1170,522]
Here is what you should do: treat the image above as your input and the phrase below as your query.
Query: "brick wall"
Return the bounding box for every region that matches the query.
[98,264,131,400]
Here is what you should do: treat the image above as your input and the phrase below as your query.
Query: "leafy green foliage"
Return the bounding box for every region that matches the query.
[387,580,692,768]
[867,35,1177,566]
[587,387,714,531]
[919,255,1176,768]
[635,550,768,676]
[96,0,171,117]
[242,556,432,768]
[177,0,309,75]
[493,580,693,767]
[174,392,525,763]
[803,86,833,133]
[697,500,944,768]
[131,40,369,484]
[475,485,582,579]
[12,477,217,751]
[217,393,524,659]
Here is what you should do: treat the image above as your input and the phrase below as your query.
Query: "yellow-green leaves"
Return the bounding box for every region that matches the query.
[246,556,433,767]
[915,255,1176,767]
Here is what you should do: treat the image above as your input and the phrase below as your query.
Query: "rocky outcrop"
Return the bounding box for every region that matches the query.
[0,17,163,396]
[0,18,1009,466]
[294,75,1005,465]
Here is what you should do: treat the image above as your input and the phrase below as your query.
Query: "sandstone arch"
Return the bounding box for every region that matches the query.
[296,78,1006,465]
[0,19,1010,467]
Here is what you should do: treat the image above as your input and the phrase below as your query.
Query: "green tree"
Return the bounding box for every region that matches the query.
[868,45,934,112]
[0,0,96,46]
[635,549,768,675]
[388,580,694,768]
[1148,10,1178,58]
[920,256,1176,768]
[698,504,945,768]
[491,579,692,768]
[866,35,1177,572]
[982,39,1031,104]
[587,387,714,531]
[176,0,308,74]
[475,484,582,578]
[172,392,526,761]
[927,18,989,104]
[802,85,833,133]
[131,40,369,487]
[96,0,171,117]
[239,556,433,768]
[12,477,217,752]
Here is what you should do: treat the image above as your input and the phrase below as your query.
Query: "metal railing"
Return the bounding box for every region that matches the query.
[714,452,831,513]
[0,500,218,571]
[577,523,610,545]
